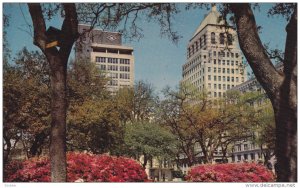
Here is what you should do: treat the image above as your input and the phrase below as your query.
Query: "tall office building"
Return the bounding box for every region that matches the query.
[181,5,246,98]
[75,24,135,92]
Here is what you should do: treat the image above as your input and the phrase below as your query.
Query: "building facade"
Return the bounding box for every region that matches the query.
[75,24,135,92]
[181,5,246,98]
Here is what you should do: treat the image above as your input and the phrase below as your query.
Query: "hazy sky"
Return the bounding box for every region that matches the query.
[4,3,287,94]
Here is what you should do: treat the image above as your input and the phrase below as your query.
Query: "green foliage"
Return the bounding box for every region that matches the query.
[123,122,178,161]
[3,47,51,160]
[67,60,123,154]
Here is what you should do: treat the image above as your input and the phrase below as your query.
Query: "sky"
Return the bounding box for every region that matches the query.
[3,3,288,94]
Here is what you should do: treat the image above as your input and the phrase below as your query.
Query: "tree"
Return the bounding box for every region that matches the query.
[226,3,297,182]
[27,4,78,181]
[114,81,159,124]
[67,60,123,153]
[3,48,51,163]
[26,3,177,181]
[123,122,178,169]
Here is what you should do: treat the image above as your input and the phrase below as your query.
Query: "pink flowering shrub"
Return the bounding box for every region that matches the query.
[186,163,275,182]
[4,152,148,182]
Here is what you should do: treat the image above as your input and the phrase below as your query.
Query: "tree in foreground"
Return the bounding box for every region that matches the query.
[26,3,177,181]
[226,3,297,182]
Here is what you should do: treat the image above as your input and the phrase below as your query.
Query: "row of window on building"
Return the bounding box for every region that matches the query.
[188,32,234,58]
[99,65,130,72]
[183,58,241,76]
[96,57,130,64]
[185,50,240,70]
[105,73,131,80]
[208,75,244,82]
[208,83,239,90]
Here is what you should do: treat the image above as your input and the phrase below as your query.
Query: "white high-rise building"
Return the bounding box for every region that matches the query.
[181,5,246,98]
[75,24,135,92]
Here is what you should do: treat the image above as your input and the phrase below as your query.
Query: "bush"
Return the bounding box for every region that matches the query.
[186,163,275,182]
[5,152,148,182]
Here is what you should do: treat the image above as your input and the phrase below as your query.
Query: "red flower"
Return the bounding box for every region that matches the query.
[4,152,148,182]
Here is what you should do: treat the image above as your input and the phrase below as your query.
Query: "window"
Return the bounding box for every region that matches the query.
[208,67,211,72]
[218,84,221,89]
[231,61,234,66]
[220,33,225,44]
[228,34,233,45]
[214,67,216,73]
[208,75,211,80]
[219,92,221,97]
[227,76,230,81]
[107,65,118,71]
[214,92,217,97]
[195,41,198,51]
[214,59,216,64]
[120,73,130,79]
[213,51,216,56]
[200,38,202,48]
[214,84,217,89]
[204,55,206,59]
[203,34,206,45]
[244,154,248,160]
[218,68,221,73]
[237,155,241,161]
[231,52,234,58]
[237,145,241,151]
[223,68,225,73]
[211,32,216,44]
[222,60,225,65]
[227,68,230,74]
[96,56,106,63]
[244,144,248,150]
[227,85,230,89]
[227,52,230,57]
[108,58,118,64]
[231,77,234,82]
[120,59,130,64]
[120,66,130,72]
[223,84,226,90]
[218,76,221,81]
[214,76,216,81]
[236,77,239,82]
[208,83,211,89]
[231,69,234,74]
[236,61,239,66]
[227,60,230,65]
[100,65,106,70]
[218,59,221,65]
[235,53,239,58]
[223,76,225,81]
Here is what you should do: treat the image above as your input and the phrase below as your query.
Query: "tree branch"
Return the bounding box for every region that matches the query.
[27,3,47,52]
[229,3,284,101]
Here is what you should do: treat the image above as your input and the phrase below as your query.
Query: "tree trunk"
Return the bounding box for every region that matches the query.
[274,84,297,182]
[229,3,297,182]
[28,3,78,182]
[48,55,68,182]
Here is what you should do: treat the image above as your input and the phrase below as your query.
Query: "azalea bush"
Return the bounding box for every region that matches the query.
[186,163,275,182]
[4,152,148,182]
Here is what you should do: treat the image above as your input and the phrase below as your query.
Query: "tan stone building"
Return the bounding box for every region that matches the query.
[75,24,135,92]
[181,5,246,98]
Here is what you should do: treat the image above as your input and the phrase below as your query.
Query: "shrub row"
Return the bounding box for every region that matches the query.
[5,152,148,182]
[186,163,275,182]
